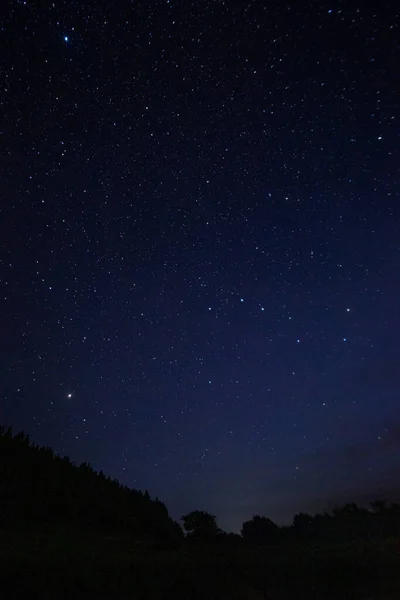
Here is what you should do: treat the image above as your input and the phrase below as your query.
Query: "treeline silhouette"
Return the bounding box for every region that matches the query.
[181,503,400,547]
[240,501,400,545]
[2,425,400,548]
[0,425,183,542]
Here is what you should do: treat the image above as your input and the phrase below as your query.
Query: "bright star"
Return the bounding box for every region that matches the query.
[64,36,69,42]
[67,393,72,398]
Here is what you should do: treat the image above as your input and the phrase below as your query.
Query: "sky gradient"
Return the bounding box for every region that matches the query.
[1,0,399,533]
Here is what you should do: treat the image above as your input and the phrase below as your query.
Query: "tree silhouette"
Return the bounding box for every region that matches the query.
[181,510,221,541]
[292,512,315,540]
[370,499,387,514]
[241,515,279,545]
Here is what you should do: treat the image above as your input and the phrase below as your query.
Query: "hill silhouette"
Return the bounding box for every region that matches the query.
[0,425,183,543]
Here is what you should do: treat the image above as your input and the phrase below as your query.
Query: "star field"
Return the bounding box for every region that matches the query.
[1,0,399,532]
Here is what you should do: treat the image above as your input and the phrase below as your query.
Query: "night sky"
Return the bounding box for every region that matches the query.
[1,1,399,533]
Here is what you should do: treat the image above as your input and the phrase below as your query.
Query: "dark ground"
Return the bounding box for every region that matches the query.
[1,528,399,599]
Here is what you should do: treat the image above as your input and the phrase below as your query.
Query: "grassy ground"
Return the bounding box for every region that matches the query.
[1,528,399,599]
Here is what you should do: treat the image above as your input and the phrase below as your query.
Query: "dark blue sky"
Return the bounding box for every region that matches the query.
[1,0,399,532]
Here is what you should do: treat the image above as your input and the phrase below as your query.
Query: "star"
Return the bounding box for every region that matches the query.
[64,36,69,42]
